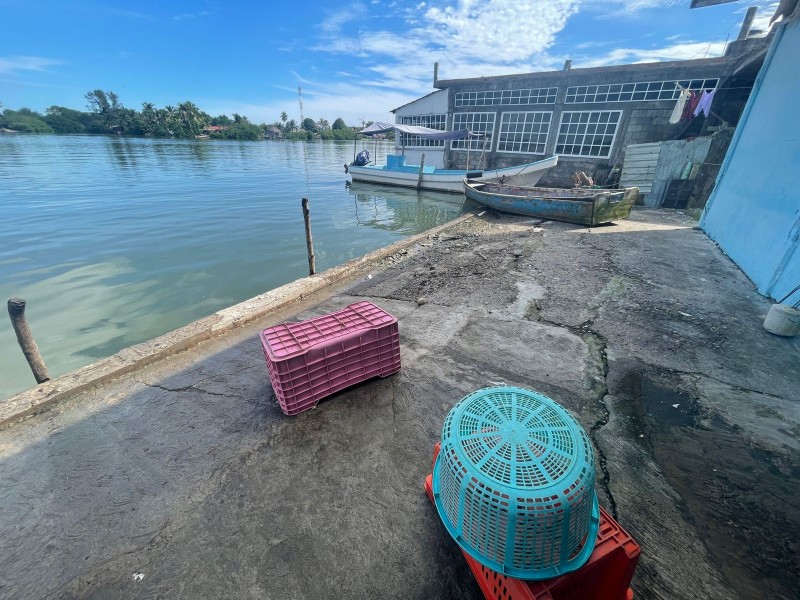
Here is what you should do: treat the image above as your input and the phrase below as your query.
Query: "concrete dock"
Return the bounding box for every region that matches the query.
[1,209,798,600]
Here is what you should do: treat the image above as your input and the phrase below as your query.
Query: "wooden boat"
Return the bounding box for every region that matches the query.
[347,154,559,194]
[464,180,638,225]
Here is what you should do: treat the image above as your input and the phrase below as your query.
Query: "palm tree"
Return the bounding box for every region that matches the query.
[177,101,204,135]
[162,105,176,136]
[141,102,156,135]
[317,118,330,130]
[280,111,288,125]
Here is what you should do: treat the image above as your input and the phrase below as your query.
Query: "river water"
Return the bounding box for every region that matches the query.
[0,135,468,399]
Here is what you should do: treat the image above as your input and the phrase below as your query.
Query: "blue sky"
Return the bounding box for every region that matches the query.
[0,0,778,126]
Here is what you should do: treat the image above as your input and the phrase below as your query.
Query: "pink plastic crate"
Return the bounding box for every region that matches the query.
[259,301,401,415]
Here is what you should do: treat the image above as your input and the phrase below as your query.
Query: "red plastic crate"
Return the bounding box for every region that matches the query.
[425,443,640,600]
[260,301,401,415]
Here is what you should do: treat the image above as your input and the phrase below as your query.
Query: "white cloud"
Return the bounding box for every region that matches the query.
[736,1,780,33]
[0,56,63,75]
[608,0,681,13]
[572,40,615,51]
[309,0,583,91]
[174,11,211,21]
[291,0,593,123]
[320,5,368,33]
[106,8,156,20]
[575,41,728,67]
[424,0,581,62]
[586,0,683,21]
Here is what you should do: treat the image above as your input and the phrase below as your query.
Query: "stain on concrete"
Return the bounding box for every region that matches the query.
[620,372,799,600]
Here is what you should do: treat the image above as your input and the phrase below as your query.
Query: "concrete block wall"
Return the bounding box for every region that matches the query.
[625,108,675,146]
[426,44,763,188]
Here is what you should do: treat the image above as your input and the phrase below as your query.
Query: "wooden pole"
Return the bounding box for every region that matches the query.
[7,297,50,384]
[417,153,426,190]
[301,198,316,275]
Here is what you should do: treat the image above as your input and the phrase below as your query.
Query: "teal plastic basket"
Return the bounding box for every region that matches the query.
[432,386,599,580]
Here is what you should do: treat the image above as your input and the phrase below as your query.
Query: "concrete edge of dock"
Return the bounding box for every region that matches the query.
[0,212,476,431]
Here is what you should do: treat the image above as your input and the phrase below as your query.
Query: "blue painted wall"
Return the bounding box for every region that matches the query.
[701,18,800,303]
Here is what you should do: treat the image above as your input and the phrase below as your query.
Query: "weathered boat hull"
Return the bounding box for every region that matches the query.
[464,181,638,225]
[347,155,558,194]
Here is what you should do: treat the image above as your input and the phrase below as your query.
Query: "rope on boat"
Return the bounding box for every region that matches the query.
[500,161,535,184]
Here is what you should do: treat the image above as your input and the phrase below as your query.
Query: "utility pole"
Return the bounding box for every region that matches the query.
[298,86,304,126]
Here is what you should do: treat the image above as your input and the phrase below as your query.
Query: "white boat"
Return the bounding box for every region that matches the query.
[344,122,558,193]
[347,154,559,193]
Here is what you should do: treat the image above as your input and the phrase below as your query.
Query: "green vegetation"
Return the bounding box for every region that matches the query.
[0,108,54,133]
[0,90,374,142]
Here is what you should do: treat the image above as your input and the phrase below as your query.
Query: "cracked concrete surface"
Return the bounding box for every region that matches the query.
[0,209,798,600]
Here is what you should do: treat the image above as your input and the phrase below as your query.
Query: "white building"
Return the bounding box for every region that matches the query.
[391,90,449,169]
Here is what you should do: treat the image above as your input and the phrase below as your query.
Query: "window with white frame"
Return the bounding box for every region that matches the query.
[455,88,558,107]
[451,112,495,151]
[555,111,622,158]
[496,111,552,154]
[398,114,446,147]
[565,79,719,103]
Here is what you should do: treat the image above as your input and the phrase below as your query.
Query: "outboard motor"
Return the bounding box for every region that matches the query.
[354,150,370,166]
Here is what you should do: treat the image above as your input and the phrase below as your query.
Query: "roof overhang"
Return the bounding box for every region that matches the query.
[690,0,737,7]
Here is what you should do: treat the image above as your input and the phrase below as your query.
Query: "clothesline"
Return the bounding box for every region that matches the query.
[674,84,755,93]
[669,85,717,123]
[710,86,760,91]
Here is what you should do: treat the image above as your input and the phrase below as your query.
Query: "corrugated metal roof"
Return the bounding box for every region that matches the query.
[620,142,663,196]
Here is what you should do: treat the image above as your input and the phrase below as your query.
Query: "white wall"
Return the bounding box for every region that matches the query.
[393,90,449,168]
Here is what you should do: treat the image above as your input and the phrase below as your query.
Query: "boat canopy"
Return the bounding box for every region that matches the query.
[359,121,479,140]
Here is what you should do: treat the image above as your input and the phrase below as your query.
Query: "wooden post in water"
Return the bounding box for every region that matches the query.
[417,153,426,191]
[301,198,316,276]
[7,297,50,384]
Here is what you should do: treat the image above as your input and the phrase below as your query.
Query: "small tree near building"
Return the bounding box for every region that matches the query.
[302,118,318,133]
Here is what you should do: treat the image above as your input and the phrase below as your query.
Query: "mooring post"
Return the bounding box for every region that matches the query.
[7,297,50,384]
[417,153,426,191]
[301,198,316,275]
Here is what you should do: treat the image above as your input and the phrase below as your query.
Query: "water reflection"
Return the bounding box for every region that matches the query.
[106,137,140,175]
[108,136,215,177]
[0,136,466,399]
[346,181,465,232]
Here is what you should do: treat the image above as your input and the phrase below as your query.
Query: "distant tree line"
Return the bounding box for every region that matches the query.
[0,90,379,141]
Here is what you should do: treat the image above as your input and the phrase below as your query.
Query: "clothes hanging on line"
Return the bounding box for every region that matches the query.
[693,90,716,118]
[669,89,691,124]
[681,91,701,122]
